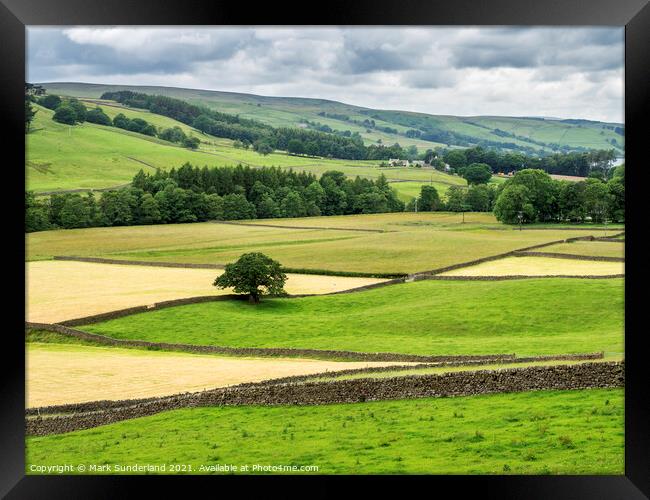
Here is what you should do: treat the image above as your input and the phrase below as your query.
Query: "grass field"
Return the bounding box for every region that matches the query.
[26,343,408,407]
[439,256,624,277]
[541,240,624,258]
[27,103,466,194]
[42,82,625,155]
[26,260,386,323]
[26,213,618,274]
[26,387,623,474]
[390,180,455,202]
[83,278,624,357]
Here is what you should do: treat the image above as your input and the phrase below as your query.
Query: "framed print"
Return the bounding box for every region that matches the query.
[1,0,648,497]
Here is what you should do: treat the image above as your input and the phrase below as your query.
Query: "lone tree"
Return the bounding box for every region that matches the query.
[213,252,287,304]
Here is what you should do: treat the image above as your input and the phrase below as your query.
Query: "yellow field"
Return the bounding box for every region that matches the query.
[26,343,411,407]
[25,261,386,323]
[439,256,625,277]
[541,240,624,258]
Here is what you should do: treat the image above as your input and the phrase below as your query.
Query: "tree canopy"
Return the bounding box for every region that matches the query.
[213,252,287,303]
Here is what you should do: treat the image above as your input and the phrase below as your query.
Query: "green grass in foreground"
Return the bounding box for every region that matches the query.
[84,278,624,356]
[26,388,623,475]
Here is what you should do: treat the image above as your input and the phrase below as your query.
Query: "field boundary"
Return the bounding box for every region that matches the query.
[49,256,406,279]
[25,322,514,363]
[210,220,389,233]
[52,255,226,269]
[34,183,132,197]
[512,251,624,262]
[410,233,622,278]
[418,274,625,281]
[25,352,605,416]
[233,352,606,387]
[37,276,403,326]
[25,361,624,436]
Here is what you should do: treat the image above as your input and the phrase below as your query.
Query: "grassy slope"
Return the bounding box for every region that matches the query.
[41,82,624,154]
[26,388,623,474]
[27,105,215,192]
[84,278,624,356]
[27,102,465,194]
[25,213,617,273]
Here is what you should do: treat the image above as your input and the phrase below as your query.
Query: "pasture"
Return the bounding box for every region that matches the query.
[26,213,619,274]
[438,256,624,277]
[26,343,408,407]
[26,388,623,474]
[83,278,624,357]
[43,82,624,155]
[27,103,466,194]
[25,260,386,324]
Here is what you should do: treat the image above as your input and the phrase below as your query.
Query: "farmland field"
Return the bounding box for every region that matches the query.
[540,240,624,258]
[438,256,624,277]
[26,387,624,474]
[26,260,386,323]
[82,278,624,357]
[27,102,467,194]
[42,82,625,155]
[26,343,408,407]
[26,213,619,274]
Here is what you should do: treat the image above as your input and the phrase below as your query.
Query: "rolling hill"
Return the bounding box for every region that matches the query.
[26,102,465,195]
[39,82,624,155]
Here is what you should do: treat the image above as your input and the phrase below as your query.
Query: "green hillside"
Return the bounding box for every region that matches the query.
[27,102,465,194]
[40,82,624,155]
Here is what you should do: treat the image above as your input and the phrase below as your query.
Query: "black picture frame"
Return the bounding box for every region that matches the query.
[2,1,648,497]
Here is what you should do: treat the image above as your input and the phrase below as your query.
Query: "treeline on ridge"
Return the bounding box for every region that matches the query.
[25,164,405,232]
[100,90,412,160]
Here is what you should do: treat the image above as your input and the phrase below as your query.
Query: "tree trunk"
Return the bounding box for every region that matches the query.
[248,293,260,304]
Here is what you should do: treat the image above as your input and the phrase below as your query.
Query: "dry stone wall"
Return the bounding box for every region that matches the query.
[26,361,624,436]
[26,322,514,363]
[512,251,624,262]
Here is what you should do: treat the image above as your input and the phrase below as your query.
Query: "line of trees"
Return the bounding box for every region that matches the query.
[100,90,413,161]
[25,164,406,232]
[442,145,618,178]
[493,166,625,224]
[36,94,201,149]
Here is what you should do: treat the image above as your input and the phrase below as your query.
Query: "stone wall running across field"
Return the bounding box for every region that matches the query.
[410,234,604,278]
[420,274,625,281]
[512,251,624,262]
[25,352,604,417]
[26,322,515,364]
[52,255,225,270]
[25,361,624,436]
[210,220,388,233]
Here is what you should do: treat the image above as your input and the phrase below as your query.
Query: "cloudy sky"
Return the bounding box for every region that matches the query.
[27,27,624,123]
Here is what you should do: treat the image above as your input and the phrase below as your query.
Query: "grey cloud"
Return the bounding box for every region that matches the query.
[447,27,623,72]
[26,26,624,122]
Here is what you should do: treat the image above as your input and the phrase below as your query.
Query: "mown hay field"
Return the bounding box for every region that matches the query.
[540,240,624,258]
[25,260,386,323]
[26,388,623,474]
[439,256,624,277]
[26,213,618,274]
[26,343,409,407]
[83,278,624,357]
